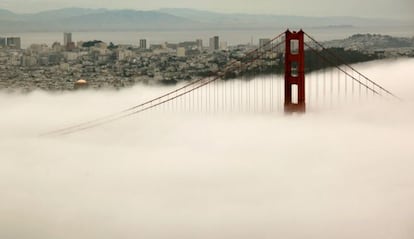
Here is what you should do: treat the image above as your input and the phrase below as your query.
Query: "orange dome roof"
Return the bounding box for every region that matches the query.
[76,79,87,84]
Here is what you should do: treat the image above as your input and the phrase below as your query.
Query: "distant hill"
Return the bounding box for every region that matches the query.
[28,8,108,20]
[159,8,407,28]
[323,34,414,50]
[0,9,16,16]
[0,9,18,21]
[0,8,201,32]
[0,8,409,32]
[52,10,201,31]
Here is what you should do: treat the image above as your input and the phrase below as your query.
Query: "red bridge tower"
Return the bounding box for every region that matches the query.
[284,30,306,113]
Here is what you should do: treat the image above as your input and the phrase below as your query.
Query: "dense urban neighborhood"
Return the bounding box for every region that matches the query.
[0,33,413,92]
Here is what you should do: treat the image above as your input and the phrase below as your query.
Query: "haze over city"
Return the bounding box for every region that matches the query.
[0,0,413,20]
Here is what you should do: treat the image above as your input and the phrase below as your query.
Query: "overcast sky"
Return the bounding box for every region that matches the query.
[0,0,413,20]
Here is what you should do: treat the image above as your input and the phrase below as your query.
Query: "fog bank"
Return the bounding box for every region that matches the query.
[1,59,414,239]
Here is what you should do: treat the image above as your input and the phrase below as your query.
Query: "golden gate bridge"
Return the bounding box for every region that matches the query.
[43,29,399,136]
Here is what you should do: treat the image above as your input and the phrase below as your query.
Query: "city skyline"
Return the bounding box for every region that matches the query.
[0,0,413,20]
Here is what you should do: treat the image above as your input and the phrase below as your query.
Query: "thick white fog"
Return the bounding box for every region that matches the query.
[1,59,414,239]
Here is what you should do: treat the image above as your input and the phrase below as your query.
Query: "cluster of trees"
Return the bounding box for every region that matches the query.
[304,47,377,72]
[81,40,104,48]
[219,47,379,80]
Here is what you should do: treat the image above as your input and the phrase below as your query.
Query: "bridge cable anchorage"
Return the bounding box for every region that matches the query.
[304,32,401,100]
[41,34,286,137]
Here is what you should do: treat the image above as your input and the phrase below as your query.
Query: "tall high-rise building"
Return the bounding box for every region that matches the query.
[6,37,21,49]
[209,36,219,51]
[139,39,147,49]
[196,39,203,50]
[259,38,271,52]
[220,41,228,50]
[0,37,6,48]
[64,32,72,46]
